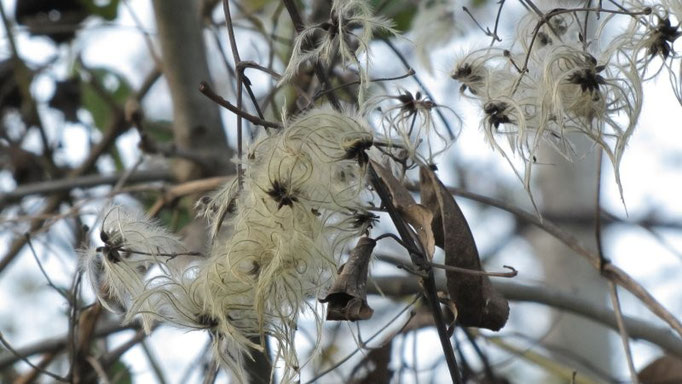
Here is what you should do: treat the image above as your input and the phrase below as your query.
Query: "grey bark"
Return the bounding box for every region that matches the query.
[528,135,613,380]
[152,0,233,182]
[151,2,271,382]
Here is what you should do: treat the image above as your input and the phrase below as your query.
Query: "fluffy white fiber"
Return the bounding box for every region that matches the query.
[81,106,373,383]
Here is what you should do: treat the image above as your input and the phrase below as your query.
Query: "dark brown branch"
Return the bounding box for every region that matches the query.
[199,81,282,129]
[368,164,462,383]
[222,0,246,186]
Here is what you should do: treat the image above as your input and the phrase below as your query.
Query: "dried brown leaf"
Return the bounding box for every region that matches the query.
[419,166,509,331]
[638,355,682,384]
[320,237,376,321]
[370,160,435,259]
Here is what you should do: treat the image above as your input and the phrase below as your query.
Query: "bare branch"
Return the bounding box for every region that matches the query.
[369,276,682,359]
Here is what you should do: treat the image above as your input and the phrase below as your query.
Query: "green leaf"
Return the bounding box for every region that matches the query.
[80,67,132,131]
[241,0,270,13]
[371,0,417,33]
[107,360,132,384]
[79,0,121,21]
[143,120,174,143]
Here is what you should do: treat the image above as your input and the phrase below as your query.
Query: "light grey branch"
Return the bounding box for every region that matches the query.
[151,0,233,181]
[369,275,682,358]
[0,170,173,205]
[0,321,135,370]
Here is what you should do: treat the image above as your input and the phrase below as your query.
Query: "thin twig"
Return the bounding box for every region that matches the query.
[304,295,421,383]
[313,69,416,101]
[462,6,500,42]
[122,0,162,67]
[141,340,169,384]
[381,38,455,140]
[594,149,608,271]
[369,276,682,358]
[462,328,497,381]
[0,332,68,382]
[199,81,282,129]
[238,60,282,80]
[429,262,518,278]
[281,0,342,110]
[369,165,462,383]
[375,232,420,255]
[404,183,682,340]
[608,282,640,384]
[223,0,245,186]
[25,233,69,300]
[490,0,506,46]
[594,149,638,383]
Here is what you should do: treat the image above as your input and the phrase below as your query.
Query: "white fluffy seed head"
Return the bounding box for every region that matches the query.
[79,204,196,333]
[278,0,397,102]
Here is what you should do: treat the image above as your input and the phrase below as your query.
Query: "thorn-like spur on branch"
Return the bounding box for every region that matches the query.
[430,263,518,278]
[198,81,282,129]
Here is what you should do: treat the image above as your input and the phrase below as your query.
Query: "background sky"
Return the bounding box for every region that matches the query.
[1,0,682,382]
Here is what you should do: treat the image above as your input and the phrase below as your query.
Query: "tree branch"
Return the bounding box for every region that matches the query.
[0,170,173,206]
[369,276,682,359]
[0,321,135,370]
[151,0,233,181]
[199,81,282,129]
[407,183,682,340]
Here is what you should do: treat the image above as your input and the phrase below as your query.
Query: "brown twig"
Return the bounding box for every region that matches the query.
[609,282,640,383]
[281,0,342,111]
[222,0,246,185]
[0,332,68,382]
[429,262,518,278]
[199,81,282,129]
[147,176,230,216]
[381,38,456,140]
[304,295,421,383]
[369,165,462,384]
[0,68,160,274]
[415,184,682,340]
[312,69,416,101]
[369,276,682,358]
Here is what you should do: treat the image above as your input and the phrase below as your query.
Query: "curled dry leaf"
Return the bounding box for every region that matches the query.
[320,237,376,321]
[419,166,509,331]
[369,160,435,260]
[638,355,682,384]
